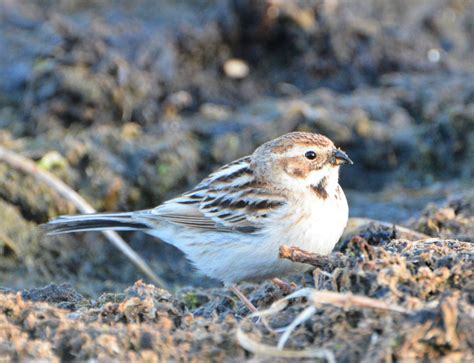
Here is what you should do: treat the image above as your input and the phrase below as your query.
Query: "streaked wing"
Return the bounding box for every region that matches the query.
[149,156,286,233]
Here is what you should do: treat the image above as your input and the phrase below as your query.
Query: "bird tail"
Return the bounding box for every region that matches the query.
[44,211,150,235]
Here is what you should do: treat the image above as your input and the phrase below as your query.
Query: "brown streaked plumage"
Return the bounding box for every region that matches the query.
[269,132,333,154]
[45,131,353,313]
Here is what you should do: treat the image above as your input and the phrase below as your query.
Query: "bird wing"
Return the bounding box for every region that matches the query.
[147,156,287,233]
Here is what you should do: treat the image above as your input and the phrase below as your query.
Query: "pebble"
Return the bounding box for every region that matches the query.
[223,59,249,79]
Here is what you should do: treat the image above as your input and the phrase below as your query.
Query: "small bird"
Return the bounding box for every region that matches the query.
[47,132,352,312]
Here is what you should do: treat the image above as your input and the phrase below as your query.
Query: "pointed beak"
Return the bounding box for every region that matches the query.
[331,148,353,166]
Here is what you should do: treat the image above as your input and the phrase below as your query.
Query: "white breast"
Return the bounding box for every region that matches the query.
[280,186,348,255]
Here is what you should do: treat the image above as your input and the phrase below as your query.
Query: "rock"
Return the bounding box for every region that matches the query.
[223,58,249,79]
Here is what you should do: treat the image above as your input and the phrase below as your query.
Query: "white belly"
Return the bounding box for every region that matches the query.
[148,188,348,284]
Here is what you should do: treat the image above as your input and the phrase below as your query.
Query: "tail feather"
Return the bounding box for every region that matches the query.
[45,212,150,235]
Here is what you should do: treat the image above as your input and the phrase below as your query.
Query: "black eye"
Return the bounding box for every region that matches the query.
[305,151,317,160]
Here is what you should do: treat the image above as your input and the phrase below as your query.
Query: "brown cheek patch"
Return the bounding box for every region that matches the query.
[291,168,306,178]
[280,157,309,179]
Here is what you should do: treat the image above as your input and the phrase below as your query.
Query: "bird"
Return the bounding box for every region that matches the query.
[46,132,353,312]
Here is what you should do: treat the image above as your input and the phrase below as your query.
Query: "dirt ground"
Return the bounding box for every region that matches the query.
[0,0,473,361]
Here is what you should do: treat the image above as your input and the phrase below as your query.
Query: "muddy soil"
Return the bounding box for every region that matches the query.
[0,0,473,361]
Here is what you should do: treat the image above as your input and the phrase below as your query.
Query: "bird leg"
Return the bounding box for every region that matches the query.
[230,285,258,313]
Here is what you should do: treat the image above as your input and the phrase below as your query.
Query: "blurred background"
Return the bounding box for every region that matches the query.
[0,0,473,296]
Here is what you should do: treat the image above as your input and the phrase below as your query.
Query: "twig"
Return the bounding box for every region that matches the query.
[279,245,340,270]
[236,328,336,361]
[305,289,408,314]
[0,145,167,289]
[276,289,408,348]
[277,305,317,350]
[238,287,409,354]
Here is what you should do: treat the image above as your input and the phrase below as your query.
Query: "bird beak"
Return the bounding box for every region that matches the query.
[331,149,353,166]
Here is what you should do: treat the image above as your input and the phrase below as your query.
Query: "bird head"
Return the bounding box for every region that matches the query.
[252,132,352,194]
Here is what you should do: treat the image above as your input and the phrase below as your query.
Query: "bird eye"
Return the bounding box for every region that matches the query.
[305,151,317,160]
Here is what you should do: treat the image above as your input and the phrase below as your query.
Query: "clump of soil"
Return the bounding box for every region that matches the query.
[411,193,474,242]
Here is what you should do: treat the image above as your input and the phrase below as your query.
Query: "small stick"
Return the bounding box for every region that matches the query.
[230,285,258,313]
[279,245,340,270]
[240,287,409,353]
[237,328,336,361]
[274,289,408,349]
[307,289,408,314]
[0,145,167,289]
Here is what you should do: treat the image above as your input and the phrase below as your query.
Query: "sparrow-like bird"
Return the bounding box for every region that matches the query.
[47,132,352,312]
